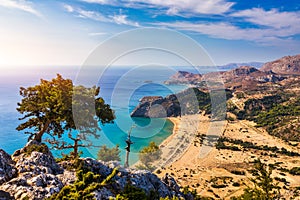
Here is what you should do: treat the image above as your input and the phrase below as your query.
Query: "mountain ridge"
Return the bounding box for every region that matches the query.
[261,54,300,75]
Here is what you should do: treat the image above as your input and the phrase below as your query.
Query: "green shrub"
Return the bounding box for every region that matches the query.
[211,184,227,188]
[232,182,240,187]
[24,143,49,156]
[120,184,148,200]
[289,167,300,175]
[47,168,118,200]
[230,170,246,176]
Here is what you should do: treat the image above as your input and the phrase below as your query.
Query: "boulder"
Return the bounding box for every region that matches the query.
[14,151,62,175]
[0,149,17,185]
[0,144,64,200]
[0,174,63,200]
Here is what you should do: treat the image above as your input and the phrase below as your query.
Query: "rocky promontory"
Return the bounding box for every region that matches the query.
[0,141,185,200]
[164,71,202,85]
[131,95,181,118]
[131,88,211,118]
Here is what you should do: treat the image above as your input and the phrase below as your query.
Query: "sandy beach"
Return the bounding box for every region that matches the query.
[151,114,226,169]
[154,115,300,199]
[158,117,181,148]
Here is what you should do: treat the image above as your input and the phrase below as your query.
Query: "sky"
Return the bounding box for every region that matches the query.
[0,0,299,66]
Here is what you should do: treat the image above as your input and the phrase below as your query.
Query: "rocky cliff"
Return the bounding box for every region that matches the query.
[261,54,300,75]
[0,142,185,200]
[131,88,211,118]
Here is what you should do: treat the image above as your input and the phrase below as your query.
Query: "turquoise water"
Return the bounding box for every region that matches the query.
[0,66,187,165]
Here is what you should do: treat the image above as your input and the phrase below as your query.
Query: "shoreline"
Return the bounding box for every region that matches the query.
[131,117,181,168]
[159,117,181,148]
[151,114,203,169]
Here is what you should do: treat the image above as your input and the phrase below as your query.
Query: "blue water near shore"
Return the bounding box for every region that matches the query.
[0,66,187,165]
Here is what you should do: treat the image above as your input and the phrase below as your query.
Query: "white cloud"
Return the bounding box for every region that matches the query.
[111,14,140,26]
[135,0,234,15]
[0,0,41,17]
[231,8,300,29]
[155,21,298,46]
[63,4,74,13]
[80,0,234,15]
[81,0,110,3]
[63,5,139,27]
[77,9,110,23]
[88,32,107,36]
[166,7,179,15]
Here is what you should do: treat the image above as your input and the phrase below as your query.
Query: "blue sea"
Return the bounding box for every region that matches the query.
[0,65,189,165]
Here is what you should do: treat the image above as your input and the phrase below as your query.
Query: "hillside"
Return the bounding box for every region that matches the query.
[261,54,300,75]
[217,62,264,70]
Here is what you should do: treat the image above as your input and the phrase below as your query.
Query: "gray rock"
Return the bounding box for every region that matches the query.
[94,187,114,200]
[0,149,17,185]
[14,151,62,175]
[56,170,76,185]
[1,173,64,200]
[82,158,112,177]
[0,149,185,200]
[114,169,183,198]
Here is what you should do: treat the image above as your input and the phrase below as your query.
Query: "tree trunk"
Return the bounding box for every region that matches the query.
[34,120,50,142]
[74,139,78,158]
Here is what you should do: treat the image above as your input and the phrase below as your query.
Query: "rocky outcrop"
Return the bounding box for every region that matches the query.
[226,66,258,77]
[131,95,181,118]
[0,144,184,200]
[164,71,202,85]
[131,88,211,118]
[0,142,64,199]
[261,54,300,75]
[0,150,17,185]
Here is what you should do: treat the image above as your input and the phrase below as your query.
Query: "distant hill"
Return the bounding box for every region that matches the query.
[217,62,264,70]
[218,66,283,83]
[165,65,284,91]
[260,54,300,75]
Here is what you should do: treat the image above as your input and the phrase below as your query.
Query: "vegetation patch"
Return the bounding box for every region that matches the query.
[216,137,300,157]
[209,176,233,189]
[47,167,118,199]
[24,143,49,156]
[230,170,246,176]
[289,167,300,175]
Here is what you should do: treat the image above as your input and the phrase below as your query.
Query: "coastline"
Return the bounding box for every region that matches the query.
[131,117,181,168]
[159,117,181,149]
[151,114,204,169]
